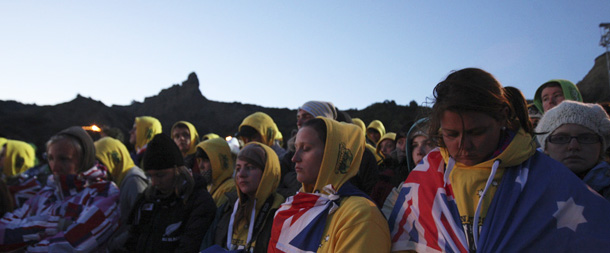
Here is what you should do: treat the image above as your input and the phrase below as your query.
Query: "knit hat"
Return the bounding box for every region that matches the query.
[237,143,267,170]
[143,133,184,171]
[535,100,610,151]
[299,101,337,119]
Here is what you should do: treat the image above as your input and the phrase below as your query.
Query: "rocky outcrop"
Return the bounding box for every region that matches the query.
[577,52,610,103]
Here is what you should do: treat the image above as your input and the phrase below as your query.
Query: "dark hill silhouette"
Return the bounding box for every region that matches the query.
[2,52,608,158]
[0,72,426,157]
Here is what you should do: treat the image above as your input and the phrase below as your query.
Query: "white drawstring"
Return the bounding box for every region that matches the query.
[227,199,257,250]
[472,159,501,250]
[444,157,456,187]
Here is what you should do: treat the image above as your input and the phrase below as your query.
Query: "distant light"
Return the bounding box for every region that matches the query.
[82,124,102,132]
[225,136,232,141]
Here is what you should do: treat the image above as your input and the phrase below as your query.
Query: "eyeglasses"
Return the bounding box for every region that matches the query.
[547,133,601,144]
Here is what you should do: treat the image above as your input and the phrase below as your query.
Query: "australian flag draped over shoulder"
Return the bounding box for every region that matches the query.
[268,182,368,253]
[388,150,467,252]
[389,150,610,252]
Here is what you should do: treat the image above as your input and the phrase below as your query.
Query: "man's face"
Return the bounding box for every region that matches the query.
[172,126,191,155]
[296,109,315,129]
[147,167,176,194]
[48,139,80,175]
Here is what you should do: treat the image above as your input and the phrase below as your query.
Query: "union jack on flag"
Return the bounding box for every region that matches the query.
[387,149,467,252]
[388,149,610,252]
[269,185,340,253]
[268,183,368,253]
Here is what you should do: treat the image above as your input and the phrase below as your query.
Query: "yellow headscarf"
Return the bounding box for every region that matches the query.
[3,140,36,177]
[376,132,397,158]
[134,116,162,152]
[236,142,282,212]
[238,112,278,147]
[171,121,200,156]
[352,118,366,135]
[196,138,235,194]
[366,120,386,137]
[202,133,221,141]
[305,117,365,195]
[274,126,284,146]
[94,136,136,185]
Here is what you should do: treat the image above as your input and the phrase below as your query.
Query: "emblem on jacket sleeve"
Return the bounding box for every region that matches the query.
[266,127,275,144]
[111,151,121,164]
[335,143,353,174]
[219,154,229,170]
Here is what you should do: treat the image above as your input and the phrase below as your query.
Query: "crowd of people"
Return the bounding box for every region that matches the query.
[1,67,610,252]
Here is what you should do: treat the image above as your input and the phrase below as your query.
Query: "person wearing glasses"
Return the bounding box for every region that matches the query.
[536,100,610,200]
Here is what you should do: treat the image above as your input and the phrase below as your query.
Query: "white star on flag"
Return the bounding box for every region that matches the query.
[553,197,587,232]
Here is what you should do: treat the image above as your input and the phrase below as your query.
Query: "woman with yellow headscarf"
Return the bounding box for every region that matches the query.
[201,142,284,252]
[268,118,390,252]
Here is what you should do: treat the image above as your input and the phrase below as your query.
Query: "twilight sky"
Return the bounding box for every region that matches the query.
[1,1,609,110]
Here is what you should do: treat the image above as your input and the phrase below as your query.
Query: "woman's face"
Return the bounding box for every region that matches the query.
[440,111,504,166]
[545,123,601,175]
[48,139,80,176]
[235,159,263,198]
[292,126,324,188]
[411,135,433,165]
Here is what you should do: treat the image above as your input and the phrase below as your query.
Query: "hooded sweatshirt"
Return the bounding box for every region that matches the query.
[197,138,236,207]
[238,112,278,147]
[171,121,200,156]
[533,79,583,113]
[3,140,36,177]
[269,117,391,252]
[441,128,535,249]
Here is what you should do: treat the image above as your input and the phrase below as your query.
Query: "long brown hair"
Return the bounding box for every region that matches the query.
[428,68,527,148]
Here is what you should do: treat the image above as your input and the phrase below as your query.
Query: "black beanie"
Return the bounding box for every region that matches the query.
[143,133,184,171]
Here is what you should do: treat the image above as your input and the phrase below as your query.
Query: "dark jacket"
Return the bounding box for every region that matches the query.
[202,192,279,253]
[125,175,216,252]
[277,150,301,198]
[349,147,380,196]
